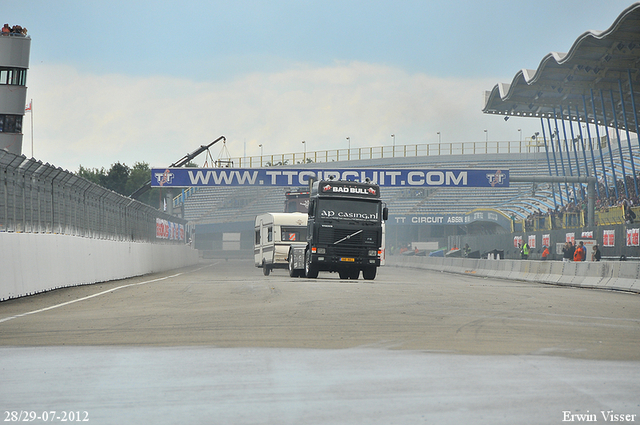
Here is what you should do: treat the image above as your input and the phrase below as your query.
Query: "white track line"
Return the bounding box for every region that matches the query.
[0,264,214,324]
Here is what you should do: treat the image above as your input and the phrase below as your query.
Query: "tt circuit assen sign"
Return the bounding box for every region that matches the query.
[391,210,512,229]
[150,168,509,188]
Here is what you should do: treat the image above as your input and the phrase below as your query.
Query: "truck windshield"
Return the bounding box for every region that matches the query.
[318,199,380,222]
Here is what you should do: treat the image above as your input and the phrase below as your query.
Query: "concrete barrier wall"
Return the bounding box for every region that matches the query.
[1,233,200,300]
[387,255,640,293]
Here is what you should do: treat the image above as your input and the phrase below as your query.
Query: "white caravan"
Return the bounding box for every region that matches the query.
[255,212,308,275]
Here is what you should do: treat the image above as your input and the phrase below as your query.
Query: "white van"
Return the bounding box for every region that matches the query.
[255,213,308,275]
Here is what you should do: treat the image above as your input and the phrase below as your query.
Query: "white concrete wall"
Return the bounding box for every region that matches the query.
[1,233,200,300]
[387,255,640,293]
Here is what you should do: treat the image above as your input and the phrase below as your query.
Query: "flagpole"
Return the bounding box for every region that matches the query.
[25,99,33,157]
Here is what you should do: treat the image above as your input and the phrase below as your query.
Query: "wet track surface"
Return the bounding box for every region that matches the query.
[1,259,639,424]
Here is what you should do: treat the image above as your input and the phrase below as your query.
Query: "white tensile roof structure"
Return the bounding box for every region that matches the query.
[483,2,640,133]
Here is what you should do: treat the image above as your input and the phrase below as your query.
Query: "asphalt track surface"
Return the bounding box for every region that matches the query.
[1,258,639,424]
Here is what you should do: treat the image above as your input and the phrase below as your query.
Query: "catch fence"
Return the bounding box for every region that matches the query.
[0,150,186,242]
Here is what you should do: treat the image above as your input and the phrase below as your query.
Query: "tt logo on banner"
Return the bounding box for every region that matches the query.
[154,170,175,186]
[486,171,507,186]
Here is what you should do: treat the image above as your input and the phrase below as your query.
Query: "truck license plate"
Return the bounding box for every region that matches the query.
[340,257,355,262]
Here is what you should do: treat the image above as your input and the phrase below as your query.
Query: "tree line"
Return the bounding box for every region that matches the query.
[76,162,171,208]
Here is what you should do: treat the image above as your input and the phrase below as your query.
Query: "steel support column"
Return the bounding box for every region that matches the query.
[540,117,558,209]
[619,77,639,197]
[543,118,562,205]
[590,89,610,199]
[559,106,578,202]
[582,95,601,198]
[567,104,588,202]
[629,69,640,138]
[552,110,570,203]
[599,89,619,199]
[609,89,629,198]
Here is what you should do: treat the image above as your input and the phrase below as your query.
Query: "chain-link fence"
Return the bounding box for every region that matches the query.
[0,150,186,242]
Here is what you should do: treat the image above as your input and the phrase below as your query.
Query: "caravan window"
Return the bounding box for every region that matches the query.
[267,226,273,242]
[255,229,260,245]
[281,226,306,242]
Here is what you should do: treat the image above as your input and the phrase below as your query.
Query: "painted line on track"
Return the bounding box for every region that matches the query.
[0,263,216,324]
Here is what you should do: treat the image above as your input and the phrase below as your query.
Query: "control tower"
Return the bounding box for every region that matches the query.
[0,26,30,156]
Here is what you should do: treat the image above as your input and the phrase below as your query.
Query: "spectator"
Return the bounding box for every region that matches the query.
[10,25,26,35]
[1,24,27,36]
[562,242,573,262]
[569,241,576,260]
[573,241,585,262]
[541,245,550,260]
[623,199,636,224]
[592,244,601,262]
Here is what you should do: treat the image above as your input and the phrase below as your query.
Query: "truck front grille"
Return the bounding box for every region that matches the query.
[332,245,365,257]
[318,228,378,247]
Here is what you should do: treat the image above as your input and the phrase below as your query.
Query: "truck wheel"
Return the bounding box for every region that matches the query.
[362,266,376,280]
[262,261,271,276]
[305,249,318,278]
[339,270,349,279]
[349,269,360,279]
[288,254,299,277]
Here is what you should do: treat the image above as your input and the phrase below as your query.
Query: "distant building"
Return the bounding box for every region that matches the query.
[0,27,30,156]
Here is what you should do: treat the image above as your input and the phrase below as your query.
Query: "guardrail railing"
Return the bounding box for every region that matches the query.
[230,140,544,168]
[222,137,623,168]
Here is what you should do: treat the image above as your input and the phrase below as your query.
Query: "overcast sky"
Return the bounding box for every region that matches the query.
[5,0,636,171]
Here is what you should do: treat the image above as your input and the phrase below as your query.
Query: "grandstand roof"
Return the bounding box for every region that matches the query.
[483,3,640,133]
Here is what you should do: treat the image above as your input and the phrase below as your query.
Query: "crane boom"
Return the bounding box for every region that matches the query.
[129,135,226,199]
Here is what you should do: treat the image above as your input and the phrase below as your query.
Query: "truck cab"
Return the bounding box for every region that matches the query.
[295,179,388,280]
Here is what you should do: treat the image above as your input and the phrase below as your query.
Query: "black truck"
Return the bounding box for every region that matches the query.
[288,178,388,280]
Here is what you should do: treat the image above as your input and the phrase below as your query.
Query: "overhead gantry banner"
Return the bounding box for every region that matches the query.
[150,168,509,188]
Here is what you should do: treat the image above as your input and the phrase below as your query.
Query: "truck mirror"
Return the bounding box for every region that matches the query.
[383,207,389,221]
[308,200,315,217]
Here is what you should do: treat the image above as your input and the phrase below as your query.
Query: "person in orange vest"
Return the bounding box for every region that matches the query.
[541,245,550,260]
[573,241,585,262]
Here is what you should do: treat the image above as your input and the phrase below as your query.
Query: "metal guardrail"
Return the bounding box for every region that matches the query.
[231,140,543,168]
[596,206,625,226]
[226,138,616,168]
[0,150,185,242]
[513,205,640,232]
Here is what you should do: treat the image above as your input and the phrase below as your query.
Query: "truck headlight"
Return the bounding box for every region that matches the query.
[368,250,378,256]
[317,247,326,254]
